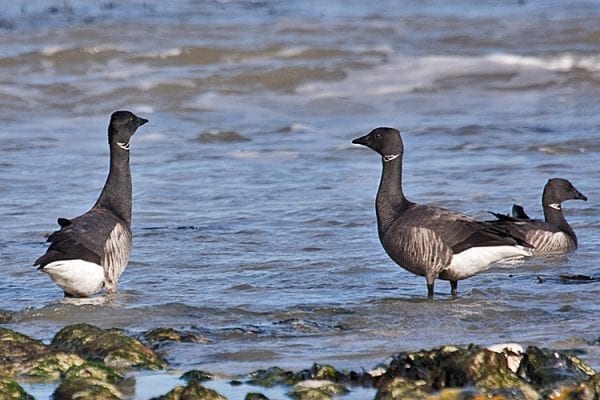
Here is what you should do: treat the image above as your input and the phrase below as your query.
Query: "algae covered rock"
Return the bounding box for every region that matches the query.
[289,379,349,399]
[0,374,34,400]
[381,345,528,392]
[518,346,596,386]
[248,366,299,387]
[151,381,226,400]
[52,376,122,400]
[180,369,214,383]
[26,352,86,380]
[245,393,269,400]
[143,328,211,348]
[51,323,165,370]
[0,327,49,376]
[0,310,11,323]
[375,376,430,400]
[63,361,124,384]
[51,361,125,400]
[295,364,342,382]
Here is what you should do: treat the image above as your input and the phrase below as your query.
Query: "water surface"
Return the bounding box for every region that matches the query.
[1,1,599,398]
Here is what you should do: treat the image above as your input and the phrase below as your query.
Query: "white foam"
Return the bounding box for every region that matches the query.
[297,52,600,98]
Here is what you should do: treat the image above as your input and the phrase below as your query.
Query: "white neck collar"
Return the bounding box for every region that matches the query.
[548,203,561,211]
[117,141,130,151]
[383,154,400,163]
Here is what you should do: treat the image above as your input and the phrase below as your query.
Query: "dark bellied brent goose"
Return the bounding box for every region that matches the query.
[34,111,148,297]
[488,178,587,255]
[352,127,532,298]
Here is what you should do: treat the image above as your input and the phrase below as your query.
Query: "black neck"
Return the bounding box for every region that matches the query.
[375,155,410,237]
[543,204,576,245]
[92,142,132,225]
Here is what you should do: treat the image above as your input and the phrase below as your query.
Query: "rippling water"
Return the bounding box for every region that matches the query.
[1,0,599,396]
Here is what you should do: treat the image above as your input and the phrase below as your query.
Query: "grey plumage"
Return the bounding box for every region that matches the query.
[353,127,531,298]
[489,178,587,255]
[35,110,147,297]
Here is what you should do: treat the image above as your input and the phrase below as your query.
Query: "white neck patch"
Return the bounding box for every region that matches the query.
[383,154,400,162]
[117,141,130,151]
[548,203,561,210]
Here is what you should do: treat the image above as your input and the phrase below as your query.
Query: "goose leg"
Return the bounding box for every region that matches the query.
[450,280,458,297]
[426,276,435,298]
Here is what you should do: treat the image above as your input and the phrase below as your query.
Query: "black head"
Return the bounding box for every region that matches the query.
[543,178,587,206]
[352,127,404,160]
[108,110,148,151]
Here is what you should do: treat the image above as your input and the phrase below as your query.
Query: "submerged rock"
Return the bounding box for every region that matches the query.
[51,323,165,370]
[0,374,34,400]
[143,327,211,348]
[196,130,250,143]
[151,381,226,400]
[0,327,49,376]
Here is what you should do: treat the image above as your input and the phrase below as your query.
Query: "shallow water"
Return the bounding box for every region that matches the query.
[1,1,599,398]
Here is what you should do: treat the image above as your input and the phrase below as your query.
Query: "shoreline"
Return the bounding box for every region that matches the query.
[1,323,598,400]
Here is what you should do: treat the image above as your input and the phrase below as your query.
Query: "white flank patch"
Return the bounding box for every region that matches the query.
[446,245,531,280]
[41,260,105,297]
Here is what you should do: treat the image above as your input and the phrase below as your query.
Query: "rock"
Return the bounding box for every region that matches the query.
[296,363,341,382]
[26,352,86,380]
[0,310,11,323]
[143,328,211,347]
[196,130,250,143]
[289,380,348,400]
[374,376,430,400]
[248,366,299,387]
[52,376,122,400]
[487,343,525,373]
[63,361,124,384]
[151,381,226,400]
[51,324,165,370]
[180,369,214,383]
[245,393,270,400]
[0,374,34,400]
[518,346,596,386]
[0,327,49,376]
[381,345,531,392]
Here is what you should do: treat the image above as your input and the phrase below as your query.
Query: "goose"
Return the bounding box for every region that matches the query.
[352,127,532,298]
[34,111,148,297]
[488,178,587,255]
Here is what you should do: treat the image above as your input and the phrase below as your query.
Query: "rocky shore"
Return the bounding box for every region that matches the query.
[0,323,597,400]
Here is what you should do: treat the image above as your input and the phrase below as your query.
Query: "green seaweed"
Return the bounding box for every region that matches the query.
[51,324,165,370]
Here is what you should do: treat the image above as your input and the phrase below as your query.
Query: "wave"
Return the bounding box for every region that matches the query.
[297,52,600,97]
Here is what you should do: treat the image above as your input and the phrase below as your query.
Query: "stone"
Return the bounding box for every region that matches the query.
[289,379,348,400]
[52,376,122,400]
[143,328,211,347]
[51,323,165,370]
[0,327,49,377]
[151,381,226,400]
[0,374,34,400]
[26,352,86,380]
[518,346,596,386]
[248,366,299,387]
[180,369,214,383]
